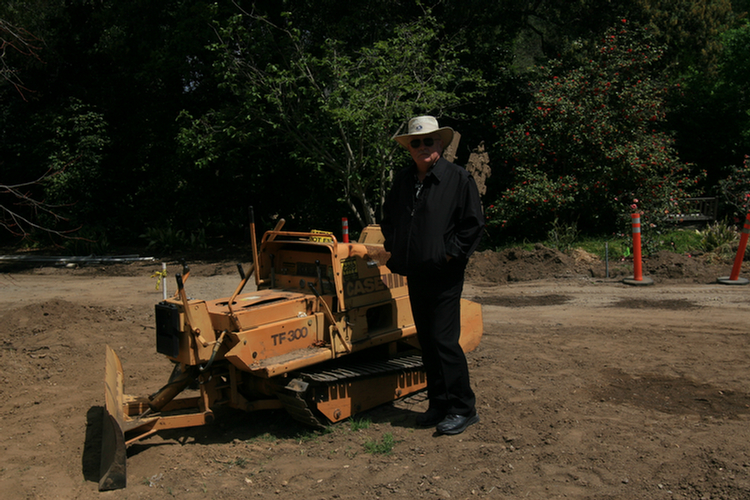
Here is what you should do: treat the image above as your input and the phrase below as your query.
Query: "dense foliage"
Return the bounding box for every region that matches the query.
[0,0,748,252]
[487,22,705,238]
[180,13,484,228]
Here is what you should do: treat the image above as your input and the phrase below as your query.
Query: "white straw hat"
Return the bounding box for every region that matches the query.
[393,115,454,148]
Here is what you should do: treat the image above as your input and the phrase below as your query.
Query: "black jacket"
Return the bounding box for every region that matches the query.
[381,157,484,278]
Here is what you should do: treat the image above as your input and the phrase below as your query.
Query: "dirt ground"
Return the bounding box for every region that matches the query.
[3,246,750,499]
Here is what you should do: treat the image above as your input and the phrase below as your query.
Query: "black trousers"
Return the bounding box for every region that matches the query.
[408,272,476,416]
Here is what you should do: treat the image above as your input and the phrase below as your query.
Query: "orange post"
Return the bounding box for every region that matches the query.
[632,213,643,281]
[729,213,750,280]
[718,213,750,285]
[342,217,349,243]
[623,213,653,286]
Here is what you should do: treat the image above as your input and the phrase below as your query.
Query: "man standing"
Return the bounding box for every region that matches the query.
[381,116,484,435]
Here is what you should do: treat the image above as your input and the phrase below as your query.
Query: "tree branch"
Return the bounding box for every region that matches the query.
[0,167,79,239]
[0,19,43,100]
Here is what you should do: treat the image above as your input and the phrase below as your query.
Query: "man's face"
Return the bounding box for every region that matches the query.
[407,134,443,174]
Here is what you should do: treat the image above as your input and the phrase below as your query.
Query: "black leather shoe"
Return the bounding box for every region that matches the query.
[415,408,447,427]
[436,411,479,435]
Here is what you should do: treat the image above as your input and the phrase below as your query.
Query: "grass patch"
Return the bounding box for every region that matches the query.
[498,227,708,260]
[248,432,278,444]
[363,432,398,455]
[576,229,705,260]
[665,227,707,253]
[293,426,332,444]
[350,417,372,431]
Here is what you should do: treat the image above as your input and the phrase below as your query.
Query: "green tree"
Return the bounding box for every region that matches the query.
[193,12,484,227]
[43,98,110,219]
[499,0,735,73]
[1,1,234,245]
[488,21,703,239]
[721,24,750,152]
[670,20,750,202]
[712,22,750,218]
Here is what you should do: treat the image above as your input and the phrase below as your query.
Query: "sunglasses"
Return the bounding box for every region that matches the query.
[409,137,438,148]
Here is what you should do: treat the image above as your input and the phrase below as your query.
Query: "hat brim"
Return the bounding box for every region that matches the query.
[394,127,454,149]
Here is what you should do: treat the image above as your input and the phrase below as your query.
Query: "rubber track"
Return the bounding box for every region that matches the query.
[298,354,423,382]
[277,354,424,428]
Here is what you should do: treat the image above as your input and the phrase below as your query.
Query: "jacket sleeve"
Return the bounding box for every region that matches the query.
[445,175,484,261]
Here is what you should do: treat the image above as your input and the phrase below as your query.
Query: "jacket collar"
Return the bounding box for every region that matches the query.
[413,157,447,183]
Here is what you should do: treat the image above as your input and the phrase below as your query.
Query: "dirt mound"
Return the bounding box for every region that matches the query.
[466,245,734,284]
[466,244,583,283]
[642,250,721,281]
[0,300,145,391]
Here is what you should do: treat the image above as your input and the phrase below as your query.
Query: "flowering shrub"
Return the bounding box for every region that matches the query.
[488,20,703,239]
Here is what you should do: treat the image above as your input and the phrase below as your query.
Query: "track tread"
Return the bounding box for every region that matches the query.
[276,353,425,427]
